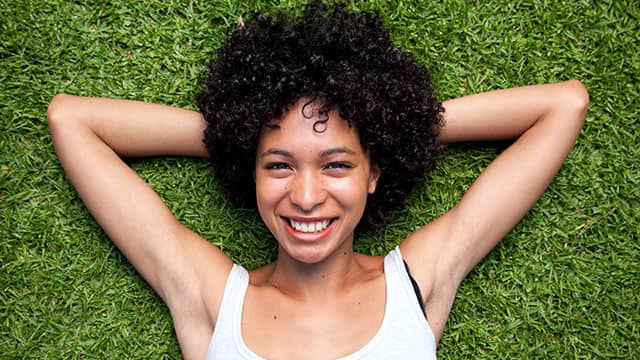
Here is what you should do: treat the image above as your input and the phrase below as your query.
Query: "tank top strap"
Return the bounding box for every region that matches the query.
[206,264,262,359]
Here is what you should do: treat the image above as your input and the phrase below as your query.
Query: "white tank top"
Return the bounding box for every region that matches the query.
[206,247,437,359]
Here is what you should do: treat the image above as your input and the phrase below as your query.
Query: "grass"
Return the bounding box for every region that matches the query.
[1,0,638,358]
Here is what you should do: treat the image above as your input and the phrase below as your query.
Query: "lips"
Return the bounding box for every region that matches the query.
[282,217,336,241]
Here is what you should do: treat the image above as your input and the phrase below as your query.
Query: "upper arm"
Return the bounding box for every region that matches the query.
[48,95,232,340]
[401,80,588,337]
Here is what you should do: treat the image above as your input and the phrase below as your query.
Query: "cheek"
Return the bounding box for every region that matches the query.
[255,176,287,214]
[328,177,369,209]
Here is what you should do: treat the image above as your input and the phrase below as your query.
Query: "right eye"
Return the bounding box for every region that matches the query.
[264,162,291,170]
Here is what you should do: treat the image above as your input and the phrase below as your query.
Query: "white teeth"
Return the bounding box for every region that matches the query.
[289,219,330,233]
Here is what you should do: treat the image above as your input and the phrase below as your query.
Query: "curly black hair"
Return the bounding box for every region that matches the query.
[197,1,443,229]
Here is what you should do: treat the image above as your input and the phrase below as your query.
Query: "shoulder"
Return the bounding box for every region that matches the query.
[164,229,235,358]
[398,215,462,341]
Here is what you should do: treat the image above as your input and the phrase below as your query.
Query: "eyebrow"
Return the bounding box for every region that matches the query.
[319,147,356,157]
[260,148,293,159]
[260,147,356,159]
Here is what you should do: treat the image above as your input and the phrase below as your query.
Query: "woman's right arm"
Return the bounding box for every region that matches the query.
[48,94,232,357]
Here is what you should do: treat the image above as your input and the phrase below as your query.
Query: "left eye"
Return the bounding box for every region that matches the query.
[324,162,351,170]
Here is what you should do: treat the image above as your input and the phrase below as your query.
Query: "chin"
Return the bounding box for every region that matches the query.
[280,242,341,265]
[284,247,328,264]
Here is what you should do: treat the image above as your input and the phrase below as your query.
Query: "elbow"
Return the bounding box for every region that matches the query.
[47,93,71,124]
[551,80,588,135]
[565,79,589,126]
[566,79,590,111]
[47,93,77,136]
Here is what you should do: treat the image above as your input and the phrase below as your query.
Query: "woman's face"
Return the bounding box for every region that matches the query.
[255,100,379,264]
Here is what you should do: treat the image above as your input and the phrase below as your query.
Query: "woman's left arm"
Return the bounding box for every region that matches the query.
[401,80,589,339]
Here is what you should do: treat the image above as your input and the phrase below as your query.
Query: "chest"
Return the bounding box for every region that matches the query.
[241,277,386,359]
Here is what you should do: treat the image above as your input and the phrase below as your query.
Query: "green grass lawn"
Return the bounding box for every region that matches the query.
[1,0,638,358]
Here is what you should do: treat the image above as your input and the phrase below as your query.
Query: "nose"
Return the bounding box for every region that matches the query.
[288,170,326,212]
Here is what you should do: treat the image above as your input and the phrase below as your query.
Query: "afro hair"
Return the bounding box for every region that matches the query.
[197,1,444,229]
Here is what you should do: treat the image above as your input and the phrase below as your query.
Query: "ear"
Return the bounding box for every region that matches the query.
[368,165,380,194]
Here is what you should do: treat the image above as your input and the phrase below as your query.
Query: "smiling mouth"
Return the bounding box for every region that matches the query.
[286,218,335,233]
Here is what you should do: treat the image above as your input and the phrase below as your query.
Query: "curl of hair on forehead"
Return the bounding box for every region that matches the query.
[264,97,349,133]
[300,97,352,134]
[302,98,328,133]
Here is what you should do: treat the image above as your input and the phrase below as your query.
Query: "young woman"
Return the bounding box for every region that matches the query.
[47,3,588,359]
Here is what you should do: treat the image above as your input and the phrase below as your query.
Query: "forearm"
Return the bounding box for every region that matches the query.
[47,94,208,158]
[438,80,588,144]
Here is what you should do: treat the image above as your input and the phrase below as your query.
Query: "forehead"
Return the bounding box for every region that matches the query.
[258,100,363,153]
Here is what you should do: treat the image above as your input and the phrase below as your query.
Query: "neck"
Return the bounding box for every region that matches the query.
[267,244,362,302]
